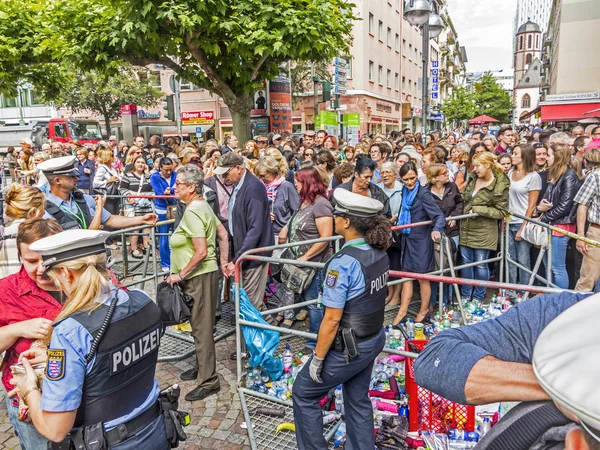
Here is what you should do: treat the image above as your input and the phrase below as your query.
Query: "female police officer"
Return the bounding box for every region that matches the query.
[11,229,170,449]
[293,188,391,450]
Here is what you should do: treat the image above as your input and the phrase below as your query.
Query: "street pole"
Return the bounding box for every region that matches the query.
[312,63,319,130]
[421,21,430,145]
[174,76,183,136]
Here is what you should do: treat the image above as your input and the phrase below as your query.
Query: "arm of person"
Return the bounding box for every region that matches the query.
[93,166,107,190]
[455,170,466,192]
[421,190,446,233]
[103,212,157,229]
[517,189,540,236]
[314,307,344,359]
[149,174,165,195]
[413,291,589,405]
[0,318,52,354]
[472,188,509,220]
[298,216,333,261]
[544,173,580,223]
[232,198,270,262]
[450,184,465,217]
[576,204,589,255]
[216,223,230,269]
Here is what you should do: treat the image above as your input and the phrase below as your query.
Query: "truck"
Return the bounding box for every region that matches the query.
[0,118,103,152]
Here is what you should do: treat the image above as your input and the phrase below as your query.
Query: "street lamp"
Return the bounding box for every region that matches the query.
[404,0,444,141]
[472,100,491,125]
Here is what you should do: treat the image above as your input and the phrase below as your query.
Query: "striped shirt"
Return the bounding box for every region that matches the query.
[0,219,24,279]
[574,169,600,225]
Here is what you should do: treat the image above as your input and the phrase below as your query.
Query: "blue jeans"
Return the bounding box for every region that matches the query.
[156,212,173,270]
[508,223,533,286]
[459,246,491,301]
[6,397,48,450]
[543,234,570,289]
[302,270,323,349]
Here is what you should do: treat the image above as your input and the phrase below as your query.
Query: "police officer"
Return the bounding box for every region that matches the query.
[38,155,157,231]
[11,230,170,449]
[293,188,391,450]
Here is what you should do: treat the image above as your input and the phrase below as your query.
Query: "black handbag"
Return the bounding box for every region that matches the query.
[156,281,193,326]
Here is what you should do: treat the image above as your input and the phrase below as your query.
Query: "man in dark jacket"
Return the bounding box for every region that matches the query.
[214,153,274,312]
[331,157,392,218]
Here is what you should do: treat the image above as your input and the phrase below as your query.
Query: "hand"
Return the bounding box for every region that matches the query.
[108,176,120,183]
[220,264,229,276]
[19,348,47,366]
[297,254,309,262]
[17,318,52,340]
[270,213,275,222]
[431,231,442,243]
[9,358,39,399]
[448,220,456,229]
[577,240,588,255]
[164,188,171,195]
[84,168,91,174]
[128,198,136,205]
[166,274,183,286]
[537,200,553,212]
[516,228,523,241]
[94,194,107,211]
[140,213,158,225]
[309,354,325,383]
[278,227,288,244]
[390,215,398,225]
[223,262,235,278]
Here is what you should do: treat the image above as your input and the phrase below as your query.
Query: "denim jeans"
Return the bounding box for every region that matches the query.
[156,212,173,270]
[543,234,570,289]
[302,270,323,349]
[6,397,48,450]
[459,246,491,301]
[508,223,533,286]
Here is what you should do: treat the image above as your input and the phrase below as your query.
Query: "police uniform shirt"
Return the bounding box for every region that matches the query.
[41,285,160,430]
[45,192,111,225]
[322,238,369,308]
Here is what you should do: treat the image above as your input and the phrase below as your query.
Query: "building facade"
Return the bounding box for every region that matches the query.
[514,21,542,89]
[513,0,553,60]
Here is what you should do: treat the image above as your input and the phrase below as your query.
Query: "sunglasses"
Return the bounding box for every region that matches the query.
[459,160,467,165]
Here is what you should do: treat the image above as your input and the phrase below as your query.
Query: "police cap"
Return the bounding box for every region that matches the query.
[332,188,384,218]
[37,155,80,177]
[29,229,110,269]
[532,293,600,442]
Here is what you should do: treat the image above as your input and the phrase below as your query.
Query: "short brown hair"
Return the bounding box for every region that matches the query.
[333,162,355,184]
[16,218,63,256]
[426,163,447,184]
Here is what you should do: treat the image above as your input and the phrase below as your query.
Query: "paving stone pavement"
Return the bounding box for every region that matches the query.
[0,335,252,450]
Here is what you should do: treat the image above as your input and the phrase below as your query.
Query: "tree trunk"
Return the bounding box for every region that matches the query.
[227,94,254,143]
[103,115,112,140]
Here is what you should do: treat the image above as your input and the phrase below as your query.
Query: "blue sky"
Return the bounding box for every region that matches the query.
[447,0,518,72]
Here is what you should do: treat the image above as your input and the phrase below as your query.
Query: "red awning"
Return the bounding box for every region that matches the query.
[540,102,600,123]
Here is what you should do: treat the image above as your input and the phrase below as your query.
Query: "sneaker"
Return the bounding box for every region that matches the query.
[296,310,308,321]
[180,368,198,381]
[185,385,220,402]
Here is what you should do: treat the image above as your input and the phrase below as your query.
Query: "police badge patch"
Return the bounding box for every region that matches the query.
[46,349,66,381]
[325,270,339,288]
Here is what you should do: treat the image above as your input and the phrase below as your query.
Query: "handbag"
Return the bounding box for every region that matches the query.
[280,248,317,294]
[166,203,178,221]
[521,215,549,247]
[156,281,193,326]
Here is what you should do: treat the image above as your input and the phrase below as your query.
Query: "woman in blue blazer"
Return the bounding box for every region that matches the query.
[74,148,95,194]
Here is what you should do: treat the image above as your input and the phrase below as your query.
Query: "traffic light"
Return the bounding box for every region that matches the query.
[322,81,332,102]
[163,95,175,121]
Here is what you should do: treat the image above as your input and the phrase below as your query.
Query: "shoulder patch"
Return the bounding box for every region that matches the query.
[46,349,66,381]
[325,270,339,288]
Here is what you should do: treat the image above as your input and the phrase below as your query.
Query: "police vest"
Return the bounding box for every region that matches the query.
[323,245,389,338]
[69,289,162,428]
[45,191,93,230]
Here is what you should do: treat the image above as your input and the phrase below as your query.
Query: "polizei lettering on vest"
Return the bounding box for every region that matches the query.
[111,327,161,375]
[370,271,389,294]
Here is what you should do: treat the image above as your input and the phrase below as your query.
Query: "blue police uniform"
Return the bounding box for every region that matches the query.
[42,285,169,449]
[45,192,111,228]
[293,238,388,450]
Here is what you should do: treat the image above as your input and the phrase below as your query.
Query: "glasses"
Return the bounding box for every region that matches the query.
[459,160,467,165]
[175,180,190,186]
[190,158,200,163]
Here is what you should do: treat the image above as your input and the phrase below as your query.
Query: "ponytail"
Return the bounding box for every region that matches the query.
[347,215,391,251]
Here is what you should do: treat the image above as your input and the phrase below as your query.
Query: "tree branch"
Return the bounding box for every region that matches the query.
[183,33,237,104]
[122,55,184,78]
[250,52,270,81]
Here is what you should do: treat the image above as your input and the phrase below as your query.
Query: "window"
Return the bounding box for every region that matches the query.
[536,34,539,49]
[402,39,407,54]
[408,79,412,93]
[1,95,17,108]
[346,57,353,79]
[378,21,383,41]
[30,89,42,105]
[387,27,392,47]
[369,13,374,34]
[522,93,531,108]
[369,61,374,81]
[528,34,532,48]
[526,53,532,64]
[378,65,383,85]
[402,76,406,91]
[387,69,391,88]
[395,73,399,90]
[395,33,399,52]
[395,0,400,10]
[519,35,523,50]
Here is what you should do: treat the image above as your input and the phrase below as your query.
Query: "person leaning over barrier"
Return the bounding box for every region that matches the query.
[166,165,229,402]
[293,188,390,450]
[413,286,600,449]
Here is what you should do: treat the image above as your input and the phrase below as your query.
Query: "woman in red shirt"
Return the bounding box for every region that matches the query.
[0,218,63,450]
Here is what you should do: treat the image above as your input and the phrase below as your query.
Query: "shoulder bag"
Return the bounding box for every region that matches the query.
[156,281,193,326]
[521,214,549,247]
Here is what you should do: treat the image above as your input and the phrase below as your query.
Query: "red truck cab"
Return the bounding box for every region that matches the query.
[49,118,102,144]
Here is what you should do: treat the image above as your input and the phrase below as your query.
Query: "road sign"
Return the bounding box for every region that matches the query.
[333,85,347,95]
[332,75,346,86]
[432,92,439,99]
[331,67,347,77]
[332,57,347,68]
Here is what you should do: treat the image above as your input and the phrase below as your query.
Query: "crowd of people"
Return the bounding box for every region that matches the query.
[2,122,600,449]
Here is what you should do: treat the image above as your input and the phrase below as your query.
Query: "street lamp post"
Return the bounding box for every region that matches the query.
[404,0,443,144]
[472,100,491,126]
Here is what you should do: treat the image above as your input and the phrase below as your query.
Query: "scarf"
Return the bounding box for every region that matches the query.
[266,176,286,203]
[398,182,420,235]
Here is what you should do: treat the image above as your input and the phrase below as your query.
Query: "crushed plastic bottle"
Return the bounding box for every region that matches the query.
[334,386,344,414]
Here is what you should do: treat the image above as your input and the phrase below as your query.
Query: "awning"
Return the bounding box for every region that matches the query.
[540,102,600,123]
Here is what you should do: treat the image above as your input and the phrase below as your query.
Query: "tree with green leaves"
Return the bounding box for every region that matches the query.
[0,0,356,141]
[441,86,477,124]
[56,68,163,136]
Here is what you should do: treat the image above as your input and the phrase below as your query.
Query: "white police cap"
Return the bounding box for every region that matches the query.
[37,155,79,176]
[532,293,600,442]
[332,188,384,218]
[29,229,110,269]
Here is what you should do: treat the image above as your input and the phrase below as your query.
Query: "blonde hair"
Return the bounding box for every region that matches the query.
[47,253,110,341]
[472,151,503,174]
[33,152,50,163]
[426,163,447,184]
[181,150,199,165]
[75,148,89,159]
[264,148,289,177]
[97,148,114,165]
[4,184,46,220]
[125,145,142,165]
[255,156,286,178]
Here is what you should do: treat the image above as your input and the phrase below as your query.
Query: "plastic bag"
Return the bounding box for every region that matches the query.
[157,281,192,326]
[233,284,283,381]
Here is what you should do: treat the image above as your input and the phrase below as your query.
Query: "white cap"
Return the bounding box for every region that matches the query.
[532,293,600,441]
[29,230,110,269]
[37,155,79,176]
[332,188,384,218]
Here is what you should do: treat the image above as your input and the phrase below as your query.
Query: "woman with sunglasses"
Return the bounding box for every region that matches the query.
[122,146,143,174]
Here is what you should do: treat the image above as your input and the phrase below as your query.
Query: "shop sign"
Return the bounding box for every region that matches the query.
[181,111,215,124]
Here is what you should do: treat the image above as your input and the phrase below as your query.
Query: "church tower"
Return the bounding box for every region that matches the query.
[514,20,542,88]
